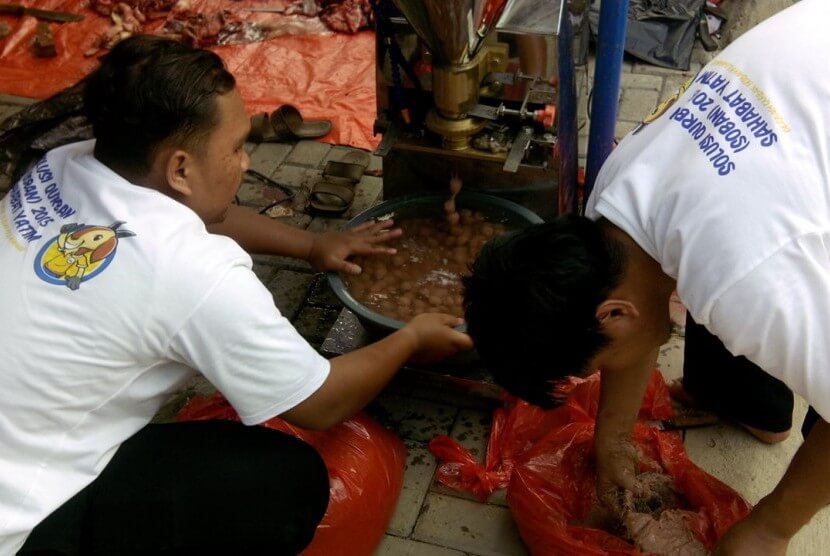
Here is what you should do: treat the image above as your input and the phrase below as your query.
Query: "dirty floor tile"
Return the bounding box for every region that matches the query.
[387,442,438,537]
[412,493,527,556]
[375,535,465,556]
[367,394,458,443]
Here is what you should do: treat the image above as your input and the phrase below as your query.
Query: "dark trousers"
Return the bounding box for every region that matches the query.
[683,313,819,438]
[19,420,330,556]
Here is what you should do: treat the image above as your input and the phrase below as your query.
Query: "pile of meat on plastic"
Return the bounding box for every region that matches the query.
[85,0,373,56]
[581,472,709,556]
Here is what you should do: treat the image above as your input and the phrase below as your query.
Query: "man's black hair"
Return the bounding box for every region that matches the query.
[83,35,236,176]
[463,215,625,407]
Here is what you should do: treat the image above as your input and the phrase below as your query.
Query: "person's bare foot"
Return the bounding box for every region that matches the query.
[742,425,790,444]
[668,380,790,444]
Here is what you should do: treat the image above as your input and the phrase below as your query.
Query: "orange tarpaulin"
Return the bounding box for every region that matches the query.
[0,0,379,149]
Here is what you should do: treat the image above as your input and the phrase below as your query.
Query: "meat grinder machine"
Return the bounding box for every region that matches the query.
[373,0,584,218]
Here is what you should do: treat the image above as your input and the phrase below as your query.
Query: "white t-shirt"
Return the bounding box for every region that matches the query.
[0,140,329,554]
[586,0,830,421]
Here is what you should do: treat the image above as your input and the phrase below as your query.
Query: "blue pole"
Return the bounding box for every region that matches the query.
[584,0,629,207]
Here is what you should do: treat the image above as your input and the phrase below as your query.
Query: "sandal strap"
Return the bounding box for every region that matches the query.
[309,180,355,209]
[322,160,365,183]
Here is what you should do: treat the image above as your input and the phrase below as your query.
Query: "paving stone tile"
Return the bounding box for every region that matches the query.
[251,261,278,285]
[617,89,660,122]
[291,305,340,348]
[285,140,333,167]
[248,142,293,176]
[412,493,527,556]
[375,535,465,556]
[343,176,383,219]
[691,47,719,66]
[266,270,315,320]
[614,120,639,141]
[271,164,321,190]
[0,94,35,106]
[685,406,807,506]
[366,393,458,443]
[367,153,383,175]
[656,334,684,383]
[0,104,23,124]
[631,62,702,77]
[661,74,694,103]
[387,441,438,537]
[307,273,342,307]
[236,177,267,206]
[620,73,664,91]
[319,308,370,357]
[578,133,589,160]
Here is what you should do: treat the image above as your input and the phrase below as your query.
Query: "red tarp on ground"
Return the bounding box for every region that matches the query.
[0,1,378,149]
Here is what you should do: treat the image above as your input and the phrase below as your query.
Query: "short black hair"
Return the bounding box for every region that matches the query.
[83,35,236,176]
[463,215,625,407]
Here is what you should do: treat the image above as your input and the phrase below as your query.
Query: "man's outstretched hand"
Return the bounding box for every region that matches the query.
[401,313,474,363]
[308,219,402,274]
[596,434,647,516]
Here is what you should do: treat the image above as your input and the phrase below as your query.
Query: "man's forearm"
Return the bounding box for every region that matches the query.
[752,417,830,539]
[208,204,314,258]
[596,347,659,447]
[280,328,419,430]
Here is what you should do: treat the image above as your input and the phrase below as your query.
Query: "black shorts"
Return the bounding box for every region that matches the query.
[19,420,329,556]
[683,313,795,433]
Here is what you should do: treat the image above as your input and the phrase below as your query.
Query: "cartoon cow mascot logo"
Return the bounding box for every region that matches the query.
[34,221,136,290]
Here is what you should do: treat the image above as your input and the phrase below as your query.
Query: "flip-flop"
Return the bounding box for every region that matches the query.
[248,105,332,142]
[308,150,371,215]
[271,105,332,140]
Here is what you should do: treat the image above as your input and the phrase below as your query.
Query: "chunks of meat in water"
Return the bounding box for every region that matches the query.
[345,213,508,321]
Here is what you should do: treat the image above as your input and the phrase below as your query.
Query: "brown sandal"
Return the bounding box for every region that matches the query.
[308,150,371,215]
[248,105,332,143]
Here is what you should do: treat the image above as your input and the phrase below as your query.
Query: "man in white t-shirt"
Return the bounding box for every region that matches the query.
[464,0,830,553]
[0,36,473,555]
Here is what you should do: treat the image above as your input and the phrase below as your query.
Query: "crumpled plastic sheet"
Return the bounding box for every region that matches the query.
[0,0,378,149]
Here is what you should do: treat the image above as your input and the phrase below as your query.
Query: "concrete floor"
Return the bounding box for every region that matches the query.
[4,1,828,553]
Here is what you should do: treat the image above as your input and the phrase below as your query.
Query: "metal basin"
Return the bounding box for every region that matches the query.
[327,192,544,340]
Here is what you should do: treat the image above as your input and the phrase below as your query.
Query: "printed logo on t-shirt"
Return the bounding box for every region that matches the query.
[34,221,136,290]
[0,159,77,248]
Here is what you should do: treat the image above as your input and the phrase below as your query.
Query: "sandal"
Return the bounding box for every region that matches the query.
[248,105,332,142]
[308,150,371,215]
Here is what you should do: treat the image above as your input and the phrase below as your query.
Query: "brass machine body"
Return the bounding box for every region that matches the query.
[375,0,587,218]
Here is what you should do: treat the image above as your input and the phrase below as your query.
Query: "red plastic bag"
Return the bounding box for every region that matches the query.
[177,394,405,556]
[429,371,751,554]
[509,420,751,555]
[429,371,674,500]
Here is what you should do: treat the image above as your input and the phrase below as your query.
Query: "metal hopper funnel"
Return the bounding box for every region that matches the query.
[392,0,509,66]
